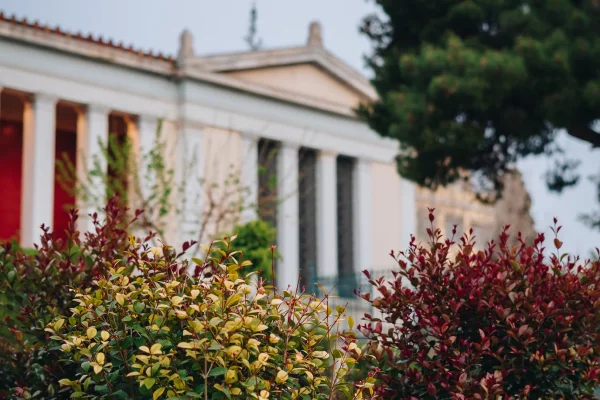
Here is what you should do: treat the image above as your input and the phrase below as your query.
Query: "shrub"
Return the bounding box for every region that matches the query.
[0,197,183,399]
[359,210,600,399]
[48,235,376,400]
[215,219,279,282]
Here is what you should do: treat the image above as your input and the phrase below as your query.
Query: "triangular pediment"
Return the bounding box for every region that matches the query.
[183,45,377,111]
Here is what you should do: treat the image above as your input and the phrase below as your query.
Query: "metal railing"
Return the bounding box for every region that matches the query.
[308,268,397,299]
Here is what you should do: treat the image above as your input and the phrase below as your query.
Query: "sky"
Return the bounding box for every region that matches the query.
[1,0,599,258]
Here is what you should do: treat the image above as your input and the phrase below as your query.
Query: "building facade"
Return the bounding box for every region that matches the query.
[0,14,532,303]
[0,15,418,292]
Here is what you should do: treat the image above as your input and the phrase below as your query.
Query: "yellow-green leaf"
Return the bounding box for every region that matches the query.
[171,296,184,306]
[150,343,162,355]
[153,387,165,400]
[86,327,97,339]
[116,293,125,306]
[144,377,156,389]
[54,319,65,331]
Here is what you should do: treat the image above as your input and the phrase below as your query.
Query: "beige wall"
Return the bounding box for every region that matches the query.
[158,119,182,245]
[226,64,367,110]
[202,126,243,241]
[415,183,496,249]
[371,162,403,270]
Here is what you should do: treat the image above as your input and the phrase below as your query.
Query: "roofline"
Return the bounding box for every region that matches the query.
[195,45,378,100]
[0,11,174,61]
[0,12,374,117]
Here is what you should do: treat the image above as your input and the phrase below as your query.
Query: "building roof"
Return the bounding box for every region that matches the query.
[0,11,173,62]
[0,12,376,117]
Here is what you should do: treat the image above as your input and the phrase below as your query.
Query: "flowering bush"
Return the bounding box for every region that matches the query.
[360,210,600,399]
[49,235,376,400]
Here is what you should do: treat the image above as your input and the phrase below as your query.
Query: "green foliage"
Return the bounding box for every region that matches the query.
[0,198,154,399]
[218,219,279,282]
[56,120,178,240]
[360,0,600,221]
[49,236,376,400]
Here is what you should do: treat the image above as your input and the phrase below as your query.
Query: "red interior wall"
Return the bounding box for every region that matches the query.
[0,120,23,243]
[53,130,77,241]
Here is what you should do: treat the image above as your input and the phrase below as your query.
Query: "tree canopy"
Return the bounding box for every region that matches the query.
[359,0,600,227]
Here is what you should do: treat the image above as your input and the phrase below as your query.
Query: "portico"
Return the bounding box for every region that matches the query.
[0,13,416,292]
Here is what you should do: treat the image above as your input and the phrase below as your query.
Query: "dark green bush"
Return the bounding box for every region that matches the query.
[211,219,279,283]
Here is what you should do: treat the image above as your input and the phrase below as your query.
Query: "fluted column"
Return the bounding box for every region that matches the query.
[177,123,205,245]
[354,158,373,272]
[315,151,338,280]
[137,115,157,202]
[20,93,57,246]
[276,142,300,290]
[76,104,110,233]
[241,132,259,223]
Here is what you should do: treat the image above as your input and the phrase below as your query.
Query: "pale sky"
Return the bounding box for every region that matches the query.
[1,0,599,258]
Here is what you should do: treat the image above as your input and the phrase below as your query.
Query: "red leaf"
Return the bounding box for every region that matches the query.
[427,383,436,396]
[518,324,529,337]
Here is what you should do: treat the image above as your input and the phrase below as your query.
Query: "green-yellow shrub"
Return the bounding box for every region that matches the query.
[48,236,376,400]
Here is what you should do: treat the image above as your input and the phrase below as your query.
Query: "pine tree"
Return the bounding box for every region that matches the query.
[359,0,600,227]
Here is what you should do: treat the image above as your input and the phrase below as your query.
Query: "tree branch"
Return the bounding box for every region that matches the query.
[566,125,600,148]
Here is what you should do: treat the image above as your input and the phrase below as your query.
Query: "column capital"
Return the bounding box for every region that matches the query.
[138,114,157,126]
[318,149,338,159]
[280,141,301,152]
[34,93,58,108]
[241,131,261,142]
[356,157,372,167]
[87,104,111,116]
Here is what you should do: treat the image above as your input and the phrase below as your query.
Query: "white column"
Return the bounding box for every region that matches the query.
[20,93,57,247]
[177,123,204,245]
[316,151,338,279]
[400,177,417,243]
[77,105,109,233]
[241,133,259,223]
[276,142,300,290]
[137,115,157,202]
[354,158,373,272]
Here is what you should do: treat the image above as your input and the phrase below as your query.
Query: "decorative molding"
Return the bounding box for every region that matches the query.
[0,20,174,75]
[307,21,323,48]
[194,45,377,101]
[0,39,398,163]
[0,18,374,117]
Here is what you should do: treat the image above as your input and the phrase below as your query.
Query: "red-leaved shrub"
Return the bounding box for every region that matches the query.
[359,210,600,399]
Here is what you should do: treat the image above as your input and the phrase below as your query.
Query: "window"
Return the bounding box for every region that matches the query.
[336,156,355,298]
[257,139,280,229]
[298,148,317,290]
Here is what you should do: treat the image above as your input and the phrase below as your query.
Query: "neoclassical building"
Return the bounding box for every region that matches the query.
[0,13,529,297]
[0,14,417,291]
